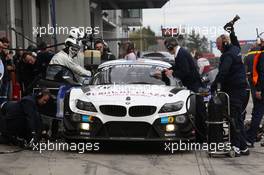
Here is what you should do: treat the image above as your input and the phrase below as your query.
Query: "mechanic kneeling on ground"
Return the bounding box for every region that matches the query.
[211,33,249,156]
[163,37,207,143]
[0,88,51,145]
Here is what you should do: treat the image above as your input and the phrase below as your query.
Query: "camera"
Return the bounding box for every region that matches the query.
[224,15,240,33]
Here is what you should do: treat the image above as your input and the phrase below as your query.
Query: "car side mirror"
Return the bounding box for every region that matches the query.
[83,78,91,85]
[78,76,92,85]
[62,76,81,86]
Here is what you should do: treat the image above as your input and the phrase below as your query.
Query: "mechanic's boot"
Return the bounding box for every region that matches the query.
[231,146,241,157]
[240,148,250,156]
[246,141,254,148]
[0,135,10,144]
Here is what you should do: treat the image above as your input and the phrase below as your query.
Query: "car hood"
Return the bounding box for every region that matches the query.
[68,85,192,123]
[92,85,183,102]
[70,85,190,109]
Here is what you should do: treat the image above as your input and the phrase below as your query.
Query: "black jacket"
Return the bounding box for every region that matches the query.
[244,48,261,84]
[101,52,116,63]
[171,47,202,92]
[16,61,35,90]
[211,45,247,92]
[36,51,54,77]
[17,52,53,92]
[3,95,42,134]
[230,31,241,49]
[256,47,264,92]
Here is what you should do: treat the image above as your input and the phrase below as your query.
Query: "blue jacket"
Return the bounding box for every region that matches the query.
[171,47,202,92]
[211,45,247,92]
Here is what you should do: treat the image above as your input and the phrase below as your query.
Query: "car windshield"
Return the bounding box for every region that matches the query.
[143,52,173,58]
[91,64,170,85]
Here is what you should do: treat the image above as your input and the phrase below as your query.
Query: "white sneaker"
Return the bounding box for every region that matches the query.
[232,146,241,157]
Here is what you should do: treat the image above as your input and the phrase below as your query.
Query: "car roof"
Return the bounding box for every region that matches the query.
[98,59,172,69]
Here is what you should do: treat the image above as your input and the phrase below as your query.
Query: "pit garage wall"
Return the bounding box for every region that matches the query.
[0,0,50,49]
[54,0,105,50]
[0,0,105,52]
[0,0,32,48]
[0,0,22,49]
[102,10,123,58]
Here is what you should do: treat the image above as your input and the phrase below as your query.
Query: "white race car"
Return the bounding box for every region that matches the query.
[63,59,196,141]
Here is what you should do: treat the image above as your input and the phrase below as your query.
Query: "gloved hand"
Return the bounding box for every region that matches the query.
[223,22,234,33]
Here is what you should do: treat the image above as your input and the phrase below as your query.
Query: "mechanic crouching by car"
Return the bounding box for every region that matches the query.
[163,37,207,143]
[0,88,51,145]
[49,28,91,77]
[210,33,249,156]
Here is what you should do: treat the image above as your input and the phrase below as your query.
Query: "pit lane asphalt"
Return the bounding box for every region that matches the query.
[0,99,264,175]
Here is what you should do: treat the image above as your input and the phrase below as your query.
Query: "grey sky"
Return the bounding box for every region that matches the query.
[143,0,264,41]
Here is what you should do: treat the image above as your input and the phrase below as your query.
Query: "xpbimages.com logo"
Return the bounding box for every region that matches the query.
[164,141,231,153]
[32,24,100,37]
[31,141,100,153]
[161,25,224,38]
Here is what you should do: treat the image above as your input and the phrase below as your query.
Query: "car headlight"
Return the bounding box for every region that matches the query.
[80,123,90,131]
[158,101,184,113]
[76,100,97,112]
[166,124,176,132]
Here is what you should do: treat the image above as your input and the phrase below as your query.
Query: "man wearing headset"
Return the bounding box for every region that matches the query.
[163,37,207,143]
[94,38,116,63]
[211,33,249,156]
[0,88,51,145]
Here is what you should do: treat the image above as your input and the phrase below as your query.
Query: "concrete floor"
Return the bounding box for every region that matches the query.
[0,98,264,175]
[0,143,264,175]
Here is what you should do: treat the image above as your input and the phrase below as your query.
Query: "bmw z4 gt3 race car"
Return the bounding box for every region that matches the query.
[62,59,196,141]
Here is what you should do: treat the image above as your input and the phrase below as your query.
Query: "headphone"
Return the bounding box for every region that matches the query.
[257,37,261,45]
[256,32,264,45]
[36,88,51,99]
[164,38,178,51]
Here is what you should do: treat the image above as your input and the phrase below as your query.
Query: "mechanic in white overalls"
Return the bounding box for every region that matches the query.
[49,28,91,77]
